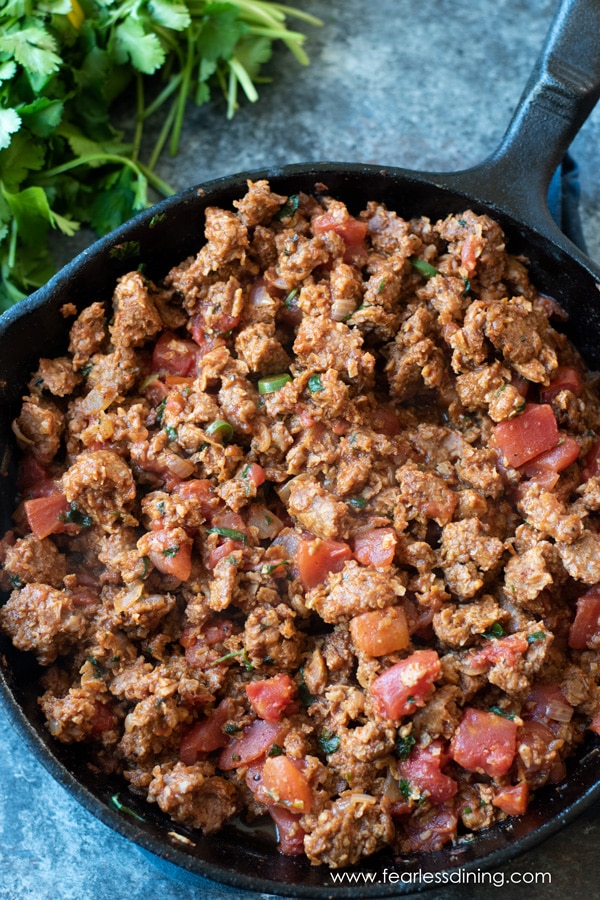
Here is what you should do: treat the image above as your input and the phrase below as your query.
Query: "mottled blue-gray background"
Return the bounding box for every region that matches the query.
[2,1,600,897]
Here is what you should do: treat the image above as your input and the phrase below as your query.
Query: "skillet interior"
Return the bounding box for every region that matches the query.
[1,163,600,896]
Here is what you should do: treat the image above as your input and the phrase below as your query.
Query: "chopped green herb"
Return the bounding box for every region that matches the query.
[463,806,473,815]
[155,397,167,425]
[88,656,104,677]
[59,502,93,528]
[206,419,234,444]
[257,373,292,394]
[80,362,93,377]
[318,729,341,755]
[164,425,178,442]
[376,277,387,294]
[398,778,412,800]
[411,257,439,279]
[278,194,300,220]
[109,241,141,261]
[224,724,242,735]
[162,545,180,558]
[395,733,416,760]
[488,705,516,720]
[10,575,23,589]
[284,287,299,308]
[110,793,145,822]
[149,213,167,228]
[261,560,290,575]
[483,622,506,639]
[298,667,315,707]
[206,526,247,544]
[268,744,285,757]
[308,374,324,393]
[211,647,253,671]
[463,277,471,295]
[348,496,367,509]
[527,631,546,643]
[157,500,166,515]
[141,556,150,579]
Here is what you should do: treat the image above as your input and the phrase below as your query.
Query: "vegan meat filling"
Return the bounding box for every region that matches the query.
[2,180,600,867]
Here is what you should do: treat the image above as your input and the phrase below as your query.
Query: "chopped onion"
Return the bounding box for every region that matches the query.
[331,297,357,322]
[247,503,284,540]
[276,474,307,505]
[113,581,144,612]
[11,419,34,447]
[544,698,573,723]
[80,385,118,415]
[160,450,196,479]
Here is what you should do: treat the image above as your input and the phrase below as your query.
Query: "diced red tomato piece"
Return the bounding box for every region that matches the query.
[268,805,306,856]
[397,739,457,804]
[460,232,479,275]
[152,331,199,376]
[207,538,241,570]
[243,463,266,489]
[173,478,221,521]
[24,491,70,539]
[180,699,232,764]
[353,527,397,567]
[312,211,369,266]
[467,633,529,673]
[400,805,458,853]
[260,754,313,814]
[450,708,518,777]
[539,366,582,403]
[492,782,529,816]
[371,407,401,436]
[371,649,440,720]
[17,456,53,498]
[568,586,600,650]
[492,403,559,468]
[218,720,289,771]
[296,538,353,590]
[582,437,600,481]
[349,606,410,657]
[520,435,580,486]
[146,529,193,581]
[246,674,297,723]
[90,700,117,735]
[202,618,238,647]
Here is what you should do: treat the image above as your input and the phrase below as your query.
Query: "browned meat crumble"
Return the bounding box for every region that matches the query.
[2,180,600,867]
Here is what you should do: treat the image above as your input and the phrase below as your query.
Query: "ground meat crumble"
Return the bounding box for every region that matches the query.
[1,179,600,868]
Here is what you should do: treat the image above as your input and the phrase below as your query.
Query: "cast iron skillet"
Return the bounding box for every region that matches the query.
[2,0,600,895]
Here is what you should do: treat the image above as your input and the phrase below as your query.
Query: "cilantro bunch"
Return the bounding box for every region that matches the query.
[0,0,321,309]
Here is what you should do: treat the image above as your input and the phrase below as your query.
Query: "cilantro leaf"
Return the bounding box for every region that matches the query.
[113,19,166,75]
[1,24,62,78]
[0,108,21,150]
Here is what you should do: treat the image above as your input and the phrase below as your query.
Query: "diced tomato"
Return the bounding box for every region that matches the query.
[353,527,397,567]
[203,618,238,647]
[397,739,457,804]
[24,491,70,540]
[582,437,600,481]
[520,435,580,487]
[268,805,306,856]
[260,754,313,814]
[450,708,518,777]
[211,508,246,534]
[218,719,289,771]
[242,462,266,489]
[467,633,529,673]
[539,366,582,403]
[180,699,232,764]
[400,805,458,853]
[90,700,118,735]
[312,211,369,266]
[207,539,241,570]
[349,606,410,657]
[492,403,559,468]
[146,529,193,581]
[173,478,221,521]
[371,407,401,436]
[17,456,53,498]
[246,674,297,723]
[492,782,529,816]
[296,538,353,590]
[460,232,479,275]
[152,331,199,376]
[568,586,600,650]
[371,649,440,720]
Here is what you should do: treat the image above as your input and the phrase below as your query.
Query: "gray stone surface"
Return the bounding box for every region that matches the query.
[2,0,600,897]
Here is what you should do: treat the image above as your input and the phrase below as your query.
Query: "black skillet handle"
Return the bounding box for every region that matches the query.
[445,0,600,238]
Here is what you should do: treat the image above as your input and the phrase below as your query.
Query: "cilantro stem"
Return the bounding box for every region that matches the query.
[143,74,183,120]
[132,72,145,163]
[170,29,195,157]
[42,155,174,199]
[147,101,178,173]
[229,56,259,104]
